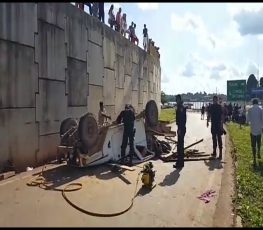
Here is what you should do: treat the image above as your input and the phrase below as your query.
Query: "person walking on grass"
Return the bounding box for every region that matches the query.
[248,99,263,166]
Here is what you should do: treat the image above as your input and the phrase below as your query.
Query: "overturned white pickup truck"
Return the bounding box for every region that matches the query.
[57,100,176,168]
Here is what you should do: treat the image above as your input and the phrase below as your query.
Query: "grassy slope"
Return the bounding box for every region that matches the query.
[227,123,263,227]
[159,108,175,122]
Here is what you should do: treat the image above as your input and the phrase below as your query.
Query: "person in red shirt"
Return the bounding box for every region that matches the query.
[116,8,122,32]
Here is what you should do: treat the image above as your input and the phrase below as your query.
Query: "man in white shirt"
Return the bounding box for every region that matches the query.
[247,99,263,165]
[98,101,111,126]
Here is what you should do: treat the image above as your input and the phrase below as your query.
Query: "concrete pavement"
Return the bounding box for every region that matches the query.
[0,113,234,227]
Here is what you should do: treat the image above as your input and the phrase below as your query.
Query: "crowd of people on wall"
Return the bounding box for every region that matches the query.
[75,3,160,58]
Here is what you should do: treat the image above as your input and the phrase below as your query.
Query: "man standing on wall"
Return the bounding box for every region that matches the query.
[248,99,263,166]
[98,2,104,23]
[207,96,224,159]
[142,24,148,51]
[174,94,187,169]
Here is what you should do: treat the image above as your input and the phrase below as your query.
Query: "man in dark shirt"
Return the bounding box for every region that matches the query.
[174,94,187,169]
[143,24,148,51]
[207,95,224,159]
[116,104,136,166]
[129,22,134,42]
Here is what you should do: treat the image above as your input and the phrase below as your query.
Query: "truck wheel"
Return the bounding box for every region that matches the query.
[145,100,159,127]
[78,113,99,150]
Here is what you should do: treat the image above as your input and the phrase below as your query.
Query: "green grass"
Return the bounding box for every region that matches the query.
[159,108,175,122]
[227,123,263,227]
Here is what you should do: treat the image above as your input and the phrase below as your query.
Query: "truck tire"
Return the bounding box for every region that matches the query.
[145,100,159,127]
[78,113,99,150]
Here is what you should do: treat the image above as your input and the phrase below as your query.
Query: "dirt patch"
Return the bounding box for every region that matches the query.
[212,130,237,227]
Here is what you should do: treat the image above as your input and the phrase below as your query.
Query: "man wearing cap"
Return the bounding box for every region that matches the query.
[174,94,187,169]
[116,104,136,166]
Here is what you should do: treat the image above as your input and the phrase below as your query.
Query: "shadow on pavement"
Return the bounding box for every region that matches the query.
[158,168,182,187]
[204,158,224,171]
[31,164,131,190]
[135,186,152,197]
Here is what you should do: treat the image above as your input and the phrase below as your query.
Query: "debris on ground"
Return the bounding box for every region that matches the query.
[197,189,216,203]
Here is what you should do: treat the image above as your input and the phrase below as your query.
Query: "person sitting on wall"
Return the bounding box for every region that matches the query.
[108,4,115,29]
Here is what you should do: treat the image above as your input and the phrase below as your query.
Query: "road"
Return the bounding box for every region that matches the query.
[0,112,234,227]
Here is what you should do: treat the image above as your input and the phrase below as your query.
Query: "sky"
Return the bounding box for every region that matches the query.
[81,3,263,95]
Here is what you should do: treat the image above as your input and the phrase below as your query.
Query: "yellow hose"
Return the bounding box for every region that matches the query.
[27,164,140,217]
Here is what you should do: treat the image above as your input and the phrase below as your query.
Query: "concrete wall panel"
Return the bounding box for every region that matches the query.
[68,106,87,121]
[0,41,38,108]
[103,37,115,69]
[38,134,60,165]
[124,75,132,105]
[66,12,87,61]
[143,92,148,108]
[124,46,132,76]
[0,3,37,47]
[138,103,144,112]
[38,3,66,29]
[36,79,68,135]
[138,79,144,104]
[67,58,88,107]
[87,85,103,119]
[103,69,116,106]
[132,47,139,64]
[87,14,103,46]
[38,21,67,81]
[115,55,125,89]
[0,108,38,171]
[131,63,139,91]
[115,88,124,115]
[116,42,125,57]
[88,42,104,86]
[132,91,138,113]
[0,2,161,172]
[104,105,116,120]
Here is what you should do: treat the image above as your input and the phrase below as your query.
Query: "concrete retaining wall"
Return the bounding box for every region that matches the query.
[0,3,161,172]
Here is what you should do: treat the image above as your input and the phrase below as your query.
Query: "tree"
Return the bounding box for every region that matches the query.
[161,91,168,104]
[247,74,258,98]
[260,77,263,87]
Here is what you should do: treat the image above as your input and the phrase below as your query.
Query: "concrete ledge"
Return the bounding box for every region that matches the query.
[0,171,16,181]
